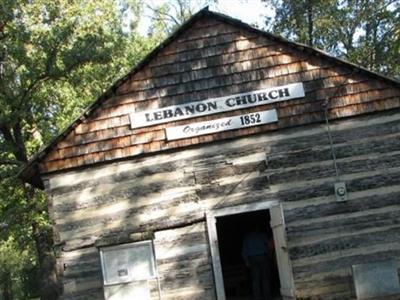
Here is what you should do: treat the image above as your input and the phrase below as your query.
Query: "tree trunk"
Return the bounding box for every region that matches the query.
[25,183,62,300]
[32,223,62,300]
[1,272,13,300]
[7,119,63,300]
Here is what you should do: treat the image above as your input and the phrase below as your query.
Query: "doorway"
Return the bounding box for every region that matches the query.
[206,202,295,300]
[216,209,280,300]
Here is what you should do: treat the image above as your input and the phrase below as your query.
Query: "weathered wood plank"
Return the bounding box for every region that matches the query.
[287,208,400,240]
[48,95,400,166]
[61,78,380,138]
[269,149,400,185]
[48,110,400,190]
[294,275,352,299]
[50,139,398,243]
[38,13,400,300]
[50,165,189,196]
[153,222,216,300]
[292,243,400,279]
[285,189,400,224]
[289,226,400,260]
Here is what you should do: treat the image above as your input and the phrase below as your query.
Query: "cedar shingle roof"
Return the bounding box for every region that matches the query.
[19,7,400,189]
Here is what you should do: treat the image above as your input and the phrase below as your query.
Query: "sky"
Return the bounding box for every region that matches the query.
[137,0,274,35]
[212,0,272,28]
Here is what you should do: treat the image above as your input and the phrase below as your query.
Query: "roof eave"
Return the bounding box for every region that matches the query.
[18,7,212,189]
[19,7,400,189]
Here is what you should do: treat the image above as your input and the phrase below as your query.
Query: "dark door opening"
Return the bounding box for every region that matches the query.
[216,209,281,300]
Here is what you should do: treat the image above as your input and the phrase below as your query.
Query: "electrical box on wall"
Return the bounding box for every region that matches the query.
[334,182,347,201]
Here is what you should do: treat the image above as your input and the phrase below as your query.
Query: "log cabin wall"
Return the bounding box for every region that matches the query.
[44,108,400,300]
[22,9,400,300]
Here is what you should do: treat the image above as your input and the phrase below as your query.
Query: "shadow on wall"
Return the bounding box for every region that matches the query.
[54,15,400,300]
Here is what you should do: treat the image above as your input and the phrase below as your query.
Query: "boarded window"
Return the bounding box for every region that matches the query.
[352,259,400,299]
[100,241,156,285]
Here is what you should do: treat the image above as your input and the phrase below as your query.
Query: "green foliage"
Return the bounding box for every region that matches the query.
[147,0,216,34]
[0,237,38,299]
[264,0,400,77]
[0,0,161,298]
[0,0,129,147]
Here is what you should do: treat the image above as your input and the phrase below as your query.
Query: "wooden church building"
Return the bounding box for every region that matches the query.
[21,8,400,300]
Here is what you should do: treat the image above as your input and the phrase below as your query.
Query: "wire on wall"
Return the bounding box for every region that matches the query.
[323,98,340,180]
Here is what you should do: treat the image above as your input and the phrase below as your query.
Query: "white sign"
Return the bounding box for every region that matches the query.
[130,82,304,129]
[165,109,278,140]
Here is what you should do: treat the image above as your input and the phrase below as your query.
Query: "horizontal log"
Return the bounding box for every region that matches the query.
[287,206,400,241]
[54,186,196,217]
[51,113,400,186]
[268,127,400,170]
[269,149,400,185]
[159,273,214,290]
[292,245,400,280]
[276,165,400,204]
[154,226,206,244]
[51,166,191,201]
[49,163,189,195]
[57,162,400,241]
[289,226,400,260]
[62,288,104,300]
[61,215,206,251]
[55,189,198,226]
[156,257,211,274]
[62,277,103,297]
[196,172,269,199]
[285,188,400,224]
[54,154,400,239]
[94,231,154,248]
[294,275,352,298]
[49,142,266,191]
[57,198,203,240]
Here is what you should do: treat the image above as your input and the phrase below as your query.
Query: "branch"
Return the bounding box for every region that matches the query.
[0,123,17,150]
[0,159,20,166]
[146,3,181,27]
[0,122,26,163]
[17,26,67,110]
[20,74,51,104]
[12,122,28,163]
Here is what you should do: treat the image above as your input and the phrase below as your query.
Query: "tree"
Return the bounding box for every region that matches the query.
[146,0,217,35]
[264,0,400,77]
[0,0,158,298]
[264,0,338,48]
[0,237,35,299]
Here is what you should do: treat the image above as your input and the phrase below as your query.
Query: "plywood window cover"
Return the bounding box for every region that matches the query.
[100,240,156,286]
[206,200,295,300]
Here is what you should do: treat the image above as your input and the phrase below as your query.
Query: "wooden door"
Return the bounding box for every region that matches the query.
[270,204,296,299]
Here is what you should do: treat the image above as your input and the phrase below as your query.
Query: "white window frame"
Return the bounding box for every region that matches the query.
[100,240,156,286]
[206,200,296,300]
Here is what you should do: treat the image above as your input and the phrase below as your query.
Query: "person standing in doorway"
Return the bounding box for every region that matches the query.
[242,224,272,300]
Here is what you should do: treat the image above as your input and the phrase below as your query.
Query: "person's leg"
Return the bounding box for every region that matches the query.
[249,256,262,300]
[259,256,272,299]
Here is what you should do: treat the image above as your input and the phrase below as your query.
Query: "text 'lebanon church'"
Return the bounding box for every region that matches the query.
[20,8,400,300]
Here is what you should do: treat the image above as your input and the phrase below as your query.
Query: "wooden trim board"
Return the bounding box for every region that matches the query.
[206,200,295,300]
